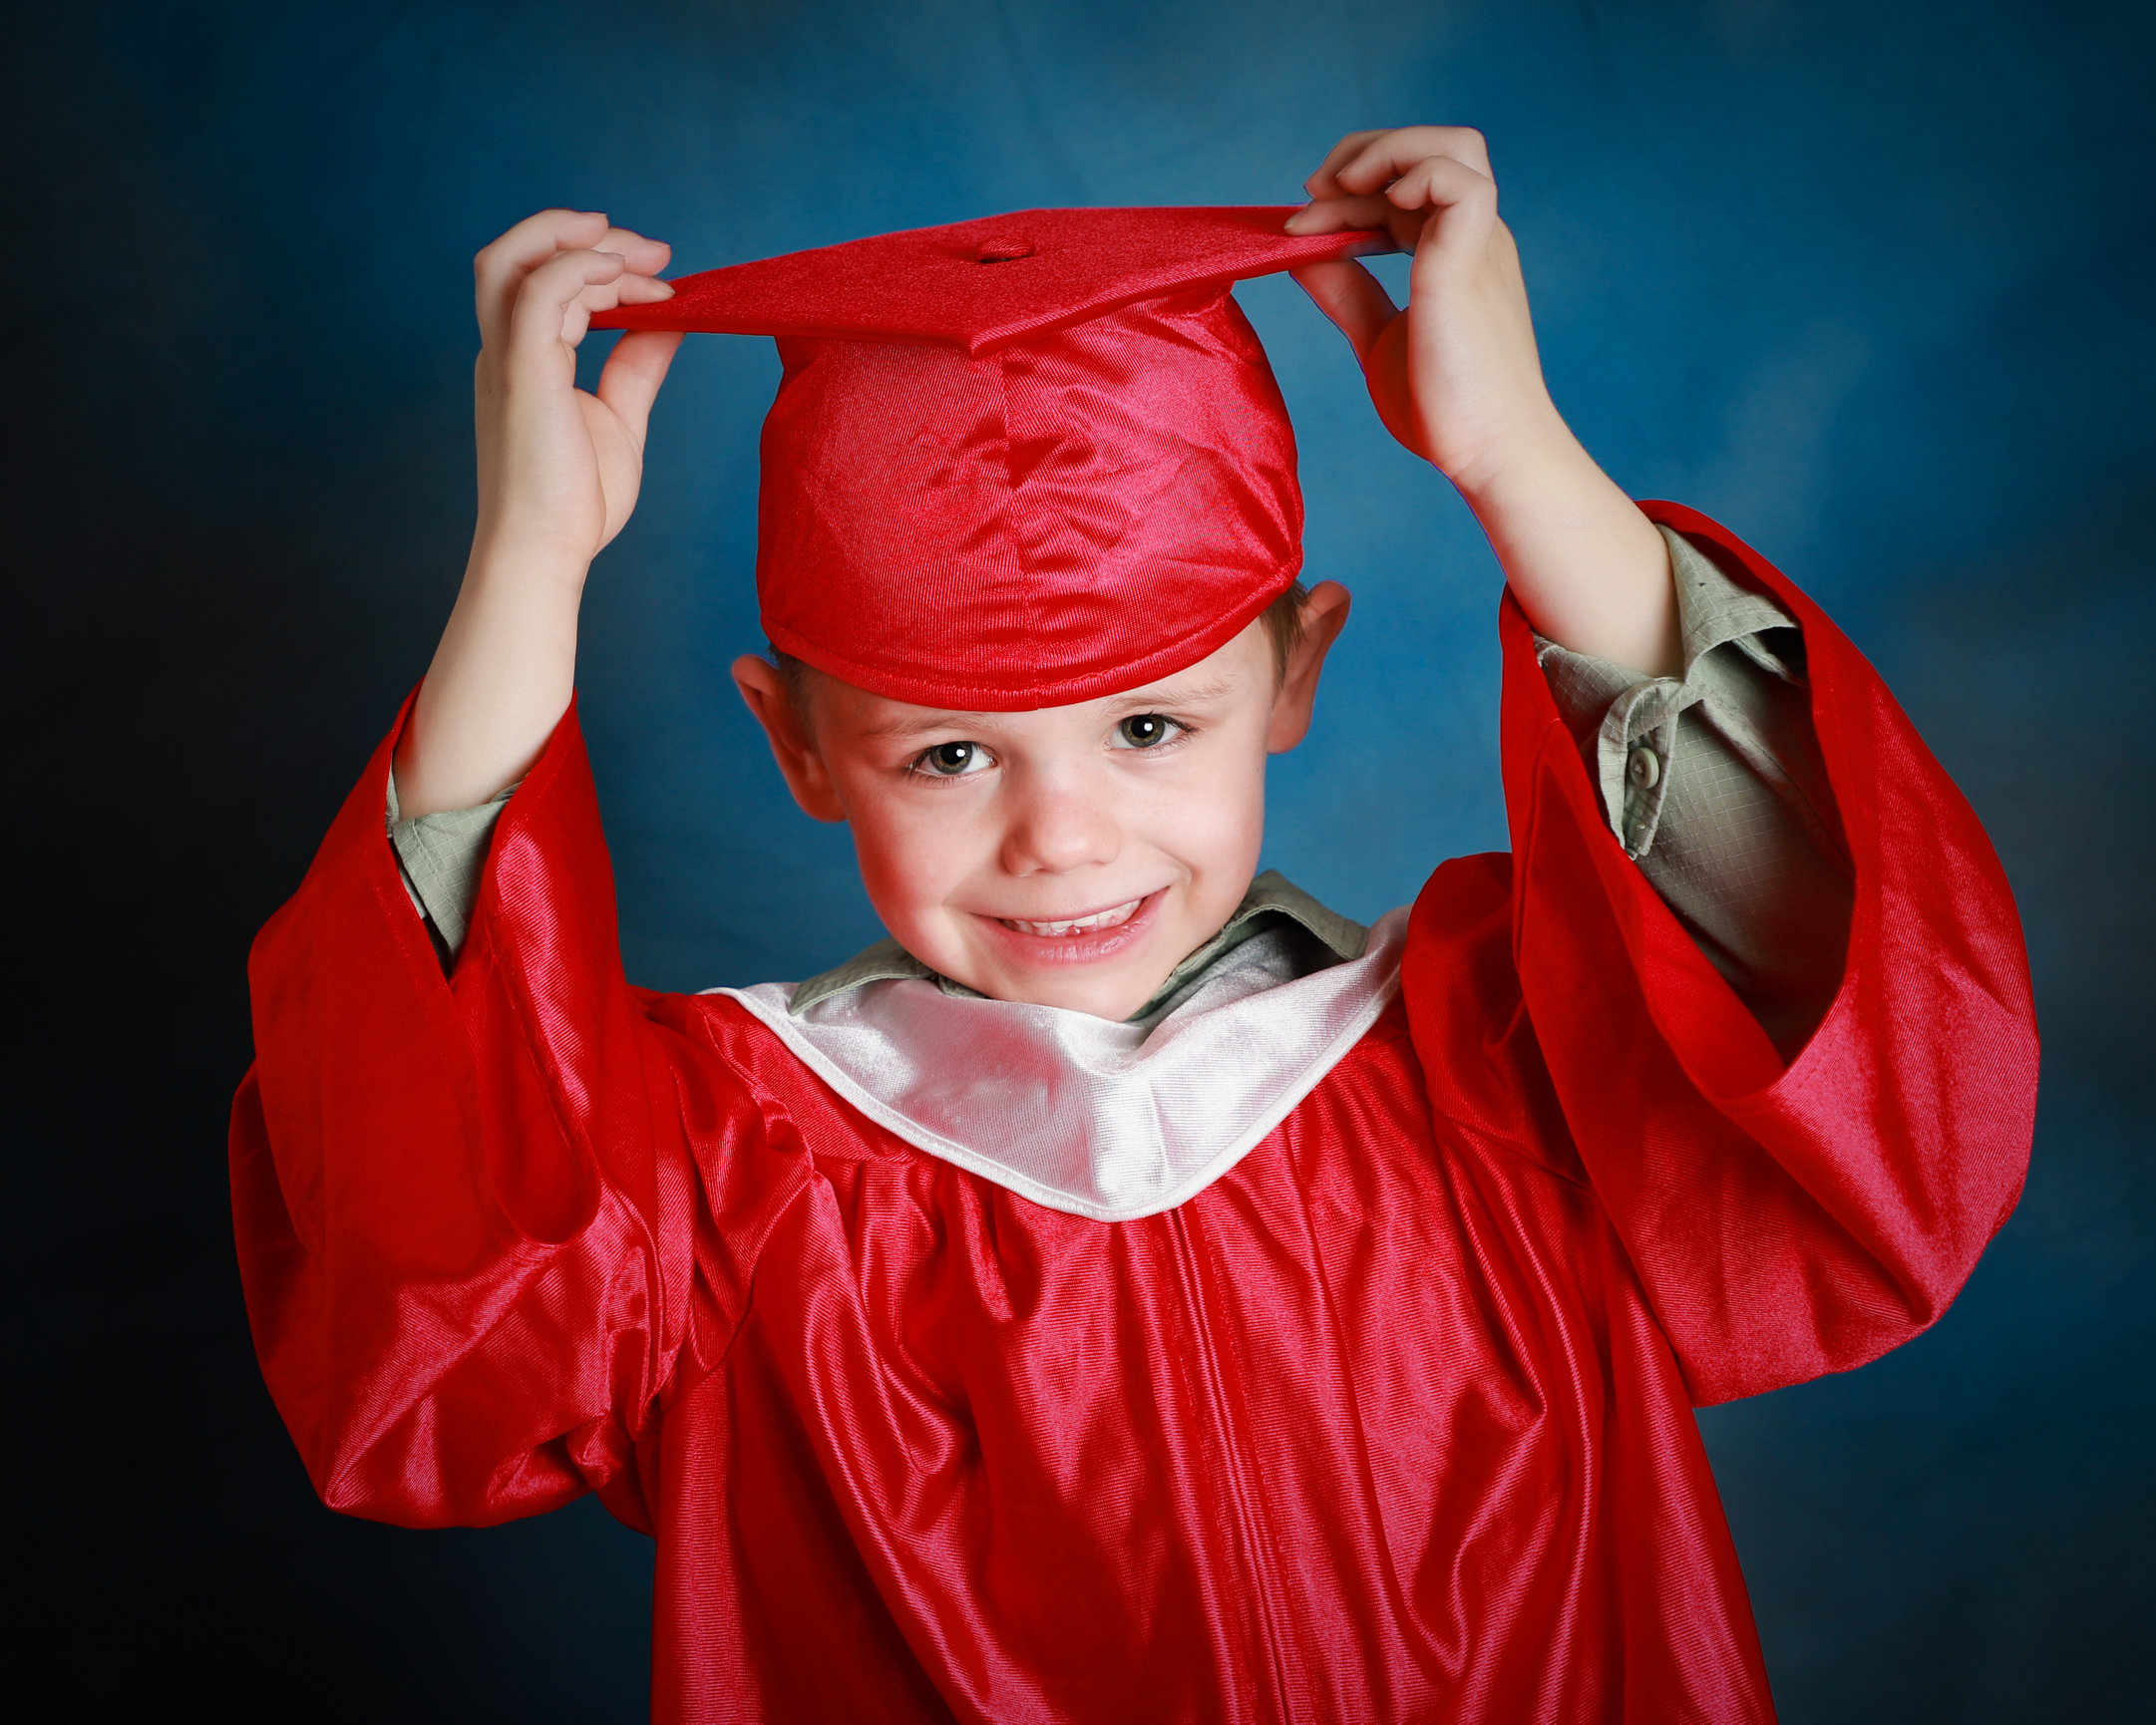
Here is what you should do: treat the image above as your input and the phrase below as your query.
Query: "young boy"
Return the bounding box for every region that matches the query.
[232,127,2036,1722]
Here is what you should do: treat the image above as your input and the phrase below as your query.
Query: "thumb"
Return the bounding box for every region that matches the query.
[594,330,685,444]
[1288,259,1399,362]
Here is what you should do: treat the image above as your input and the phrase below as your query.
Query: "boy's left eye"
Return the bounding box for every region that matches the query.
[1111,714,1181,750]
[915,740,993,778]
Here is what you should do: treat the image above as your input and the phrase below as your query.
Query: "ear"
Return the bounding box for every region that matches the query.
[732,655,848,823]
[1265,581,1351,754]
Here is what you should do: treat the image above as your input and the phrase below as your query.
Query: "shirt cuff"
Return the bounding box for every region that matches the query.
[384,772,519,959]
[1536,525,1802,859]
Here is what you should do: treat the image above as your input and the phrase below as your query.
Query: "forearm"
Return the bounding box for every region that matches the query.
[1458,421,1678,679]
[393,543,586,816]
[392,210,678,817]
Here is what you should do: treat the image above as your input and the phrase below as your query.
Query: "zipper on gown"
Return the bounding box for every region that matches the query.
[1168,1205,1297,1724]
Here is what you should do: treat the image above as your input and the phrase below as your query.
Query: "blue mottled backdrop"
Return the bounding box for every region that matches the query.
[11,1,2150,1718]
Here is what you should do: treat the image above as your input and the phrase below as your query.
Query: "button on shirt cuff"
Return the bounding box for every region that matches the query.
[1537,525,1804,860]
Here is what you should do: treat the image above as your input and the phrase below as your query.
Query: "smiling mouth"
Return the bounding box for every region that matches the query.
[995,897,1146,938]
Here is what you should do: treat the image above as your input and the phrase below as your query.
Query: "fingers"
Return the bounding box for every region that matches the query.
[1384,154,1498,256]
[476,209,606,347]
[1384,152,1494,214]
[475,209,672,350]
[1288,259,1398,361]
[1282,192,1395,236]
[504,249,638,362]
[594,225,671,277]
[1330,125,1492,194]
[1284,191,1427,258]
[595,329,685,444]
[1289,128,1499,259]
[1302,130,1390,200]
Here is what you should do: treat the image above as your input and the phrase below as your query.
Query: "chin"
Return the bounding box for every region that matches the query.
[1008,969,1158,1020]
[963,942,1168,1019]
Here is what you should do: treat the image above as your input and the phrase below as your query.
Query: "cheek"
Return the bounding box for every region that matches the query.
[1133,737,1269,872]
[837,780,991,925]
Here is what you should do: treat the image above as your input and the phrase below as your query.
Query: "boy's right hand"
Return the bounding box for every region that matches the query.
[395,214,679,819]
[472,210,681,576]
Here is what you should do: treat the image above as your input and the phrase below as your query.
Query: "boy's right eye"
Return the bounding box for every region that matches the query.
[916,740,992,778]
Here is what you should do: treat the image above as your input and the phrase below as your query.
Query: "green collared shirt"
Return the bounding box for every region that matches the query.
[787,870,1369,1021]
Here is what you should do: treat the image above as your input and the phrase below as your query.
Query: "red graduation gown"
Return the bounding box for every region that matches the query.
[230,505,2036,1723]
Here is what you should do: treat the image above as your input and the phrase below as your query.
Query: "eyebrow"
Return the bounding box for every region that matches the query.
[1112,674,1241,709]
[852,710,1005,742]
[850,674,1248,743]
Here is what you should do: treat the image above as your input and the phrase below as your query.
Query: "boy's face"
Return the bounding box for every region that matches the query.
[735,582,1349,1021]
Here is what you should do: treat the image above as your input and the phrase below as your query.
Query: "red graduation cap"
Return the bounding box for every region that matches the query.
[594,207,1393,710]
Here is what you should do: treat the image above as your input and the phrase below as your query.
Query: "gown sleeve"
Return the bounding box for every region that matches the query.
[228,695,803,1529]
[1469,501,2036,1406]
[1538,525,1855,1059]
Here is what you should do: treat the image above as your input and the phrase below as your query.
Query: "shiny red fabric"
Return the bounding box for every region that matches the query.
[593,207,1393,355]
[593,207,1393,710]
[756,287,1306,708]
[231,505,2036,1723]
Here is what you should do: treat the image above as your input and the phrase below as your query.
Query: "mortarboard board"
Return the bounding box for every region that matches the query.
[594,207,1393,710]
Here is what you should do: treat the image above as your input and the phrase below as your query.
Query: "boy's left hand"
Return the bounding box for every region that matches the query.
[1288,126,1681,677]
[1285,126,1566,500]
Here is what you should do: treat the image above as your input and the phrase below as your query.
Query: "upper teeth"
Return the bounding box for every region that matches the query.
[1002,898,1143,937]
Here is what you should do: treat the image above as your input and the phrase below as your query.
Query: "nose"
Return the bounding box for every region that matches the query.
[997,767,1123,876]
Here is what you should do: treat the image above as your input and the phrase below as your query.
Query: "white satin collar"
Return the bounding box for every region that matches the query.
[704,907,1408,1222]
